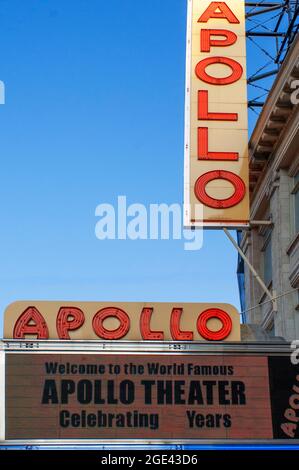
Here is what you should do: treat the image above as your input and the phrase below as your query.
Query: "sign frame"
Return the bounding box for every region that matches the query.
[3,300,241,342]
[184,0,250,229]
[1,339,299,446]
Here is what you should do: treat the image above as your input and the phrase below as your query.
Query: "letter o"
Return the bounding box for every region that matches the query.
[289,394,299,410]
[92,307,130,340]
[195,57,243,85]
[194,170,246,208]
[197,308,232,341]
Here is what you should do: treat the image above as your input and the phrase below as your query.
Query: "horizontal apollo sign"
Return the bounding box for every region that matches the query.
[184,0,249,228]
[4,351,299,440]
[3,301,240,341]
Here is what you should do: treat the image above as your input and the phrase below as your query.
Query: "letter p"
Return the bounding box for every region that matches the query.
[201,29,237,52]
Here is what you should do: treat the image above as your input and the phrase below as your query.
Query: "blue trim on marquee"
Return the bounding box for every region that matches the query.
[1,444,299,450]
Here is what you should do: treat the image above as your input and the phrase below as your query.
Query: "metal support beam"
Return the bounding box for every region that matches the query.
[275,6,299,63]
[223,228,278,313]
[250,220,273,226]
[245,0,299,96]
[246,31,286,36]
[248,69,278,83]
[245,2,283,6]
[246,5,285,18]
[248,101,265,107]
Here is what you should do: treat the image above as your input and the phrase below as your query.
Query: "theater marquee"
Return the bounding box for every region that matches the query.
[184,0,249,228]
[2,346,299,441]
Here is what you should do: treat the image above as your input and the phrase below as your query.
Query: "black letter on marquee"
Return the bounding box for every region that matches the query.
[232,381,246,404]
[61,380,75,404]
[42,380,58,404]
[120,380,135,404]
[141,380,155,404]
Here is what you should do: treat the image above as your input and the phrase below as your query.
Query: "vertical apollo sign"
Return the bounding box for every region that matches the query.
[184,0,249,228]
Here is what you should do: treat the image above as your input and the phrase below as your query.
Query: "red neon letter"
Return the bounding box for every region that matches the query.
[200,29,237,52]
[198,91,237,121]
[170,308,193,341]
[13,306,49,339]
[198,2,240,24]
[140,307,164,340]
[198,127,238,160]
[281,423,297,438]
[196,57,243,85]
[197,308,232,341]
[194,170,246,208]
[56,307,85,339]
[92,307,130,340]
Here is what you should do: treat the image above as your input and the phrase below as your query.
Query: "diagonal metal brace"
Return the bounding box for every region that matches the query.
[223,228,278,313]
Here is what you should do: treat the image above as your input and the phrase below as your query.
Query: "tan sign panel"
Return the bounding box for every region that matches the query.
[184,0,249,228]
[4,301,241,341]
[5,352,293,440]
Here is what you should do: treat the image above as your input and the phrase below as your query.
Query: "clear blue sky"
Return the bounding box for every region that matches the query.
[0,0,263,335]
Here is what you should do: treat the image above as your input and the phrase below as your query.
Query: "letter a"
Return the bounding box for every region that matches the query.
[13,306,49,339]
[198,2,240,24]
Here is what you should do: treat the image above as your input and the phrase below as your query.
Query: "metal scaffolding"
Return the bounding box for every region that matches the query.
[245,1,299,114]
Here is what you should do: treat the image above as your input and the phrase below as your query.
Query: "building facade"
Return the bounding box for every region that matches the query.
[240,35,299,340]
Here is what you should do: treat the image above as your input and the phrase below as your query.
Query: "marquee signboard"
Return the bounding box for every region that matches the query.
[184,0,249,228]
[3,301,241,342]
[1,343,299,442]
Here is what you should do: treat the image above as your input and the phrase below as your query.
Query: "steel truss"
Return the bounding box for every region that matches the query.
[245,1,299,114]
